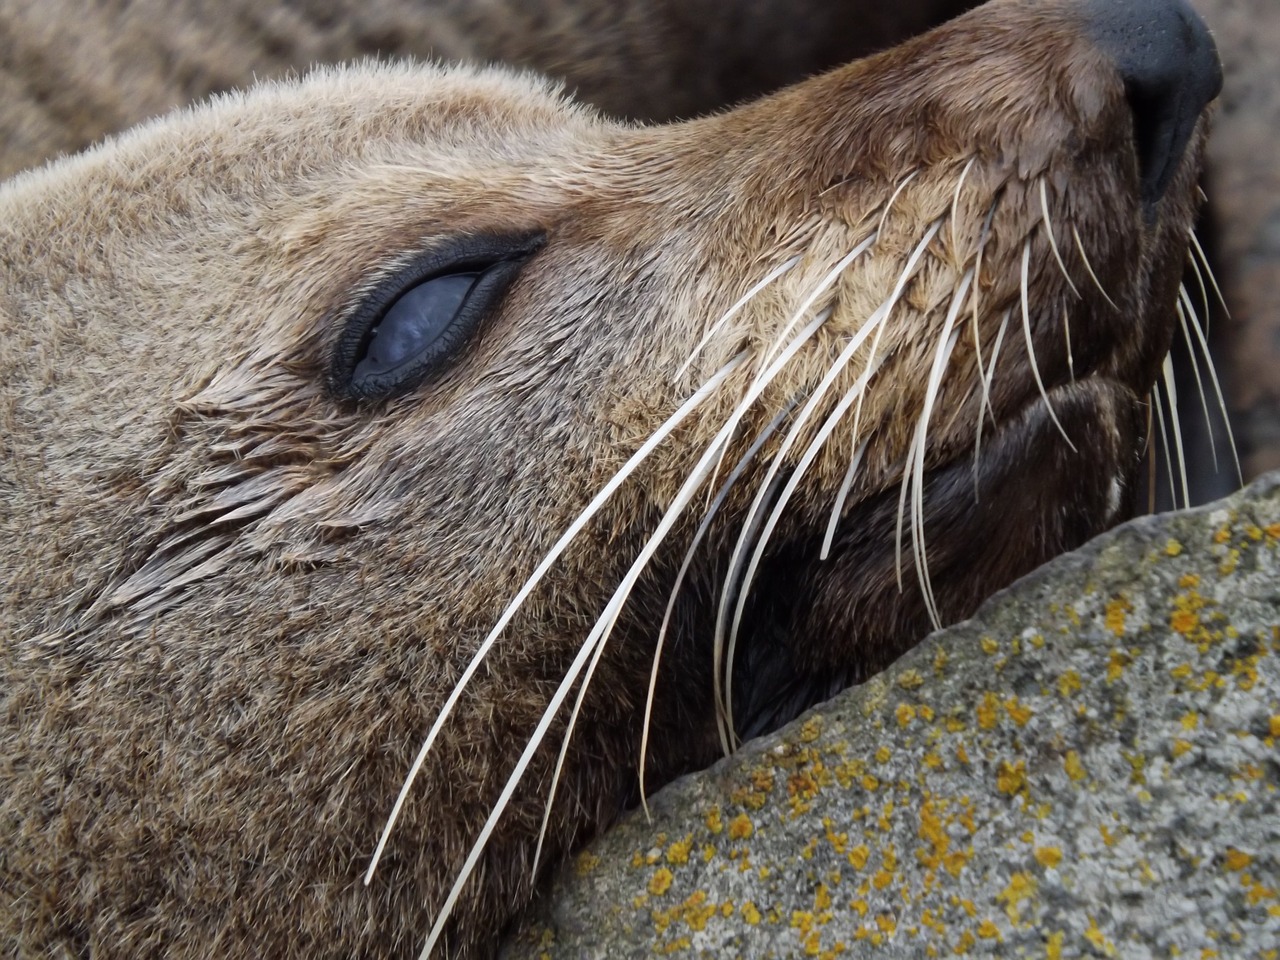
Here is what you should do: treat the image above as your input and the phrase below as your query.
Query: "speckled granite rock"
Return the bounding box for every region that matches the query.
[504,473,1280,959]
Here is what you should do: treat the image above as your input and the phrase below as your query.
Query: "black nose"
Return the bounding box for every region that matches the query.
[1085,0,1223,207]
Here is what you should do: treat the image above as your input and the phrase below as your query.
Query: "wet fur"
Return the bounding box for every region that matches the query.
[1,1,1207,957]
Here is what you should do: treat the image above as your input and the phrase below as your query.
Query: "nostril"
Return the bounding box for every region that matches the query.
[1084,0,1223,208]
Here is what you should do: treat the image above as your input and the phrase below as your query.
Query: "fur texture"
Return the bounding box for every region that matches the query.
[2,0,1210,956]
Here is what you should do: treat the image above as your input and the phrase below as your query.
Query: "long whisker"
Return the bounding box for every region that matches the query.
[877,170,920,240]
[758,234,877,372]
[973,308,1011,488]
[949,157,976,258]
[1062,302,1075,382]
[1161,353,1191,509]
[637,401,795,817]
[820,438,869,561]
[1178,285,1242,483]
[676,255,800,381]
[1175,293,1217,471]
[1189,230,1228,319]
[1072,225,1119,310]
[720,220,943,747]
[1151,380,1178,510]
[1020,241,1076,450]
[434,349,789,955]
[908,271,972,627]
[531,413,743,874]
[364,352,747,885]
[1039,178,1082,299]
[1184,246,1212,334]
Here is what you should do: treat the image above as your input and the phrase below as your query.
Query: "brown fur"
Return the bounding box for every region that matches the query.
[0,0,971,179]
[1,0,1208,957]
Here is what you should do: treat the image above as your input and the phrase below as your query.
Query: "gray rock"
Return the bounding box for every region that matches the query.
[505,473,1280,959]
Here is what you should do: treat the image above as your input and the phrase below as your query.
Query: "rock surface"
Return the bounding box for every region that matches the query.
[505,473,1280,959]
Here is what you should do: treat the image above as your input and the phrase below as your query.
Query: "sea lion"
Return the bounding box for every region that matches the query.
[0,0,1220,957]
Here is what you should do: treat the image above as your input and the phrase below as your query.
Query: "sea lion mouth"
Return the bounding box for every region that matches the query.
[726,370,1143,734]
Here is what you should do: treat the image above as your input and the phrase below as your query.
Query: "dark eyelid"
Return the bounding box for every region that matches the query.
[330,232,545,403]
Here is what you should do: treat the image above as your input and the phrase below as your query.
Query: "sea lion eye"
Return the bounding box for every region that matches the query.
[332,233,544,402]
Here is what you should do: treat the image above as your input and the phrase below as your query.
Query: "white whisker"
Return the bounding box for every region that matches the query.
[973,308,1011,488]
[1189,230,1228,319]
[1062,303,1075,382]
[820,438,869,561]
[1178,285,1242,483]
[719,220,943,746]
[1175,293,1217,470]
[1040,178,1081,299]
[676,255,800,381]
[636,401,795,817]
[877,170,920,240]
[1020,241,1076,450]
[1161,353,1191,510]
[949,157,976,259]
[1151,381,1178,510]
[758,235,876,372]
[1072,225,1119,310]
[909,271,972,627]
[365,352,747,885]
[425,368,762,957]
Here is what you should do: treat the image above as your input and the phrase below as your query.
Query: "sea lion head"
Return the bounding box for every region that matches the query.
[0,0,1220,955]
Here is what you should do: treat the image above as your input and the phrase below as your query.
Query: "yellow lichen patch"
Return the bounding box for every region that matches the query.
[1034,846,1063,868]
[981,637,1000,655]
[741,902,762,925]
[704,805,723,835]
[1004,697,1033,727]
[1170,663,1194,681]
[862,774,881,792]
[574,851,601,877]
[648,868,674,896]
[666,835,693,865]
[977,919,1002,941]
[996,872,1037,924]
[1057,670,1082,697]
[1063,751,1086,782]
[1178,572,1201,589]
[898,669,925,690]
[953,929,976,954]
[728,813,754,841]
[896,703,918,728]
[1181,711,1200,731]
[1224,848,1253,871]
[1084,917,1116,956]
[1106,649,1129,683]
[933,647,950,674]
[1104,596,1130,637]
[919,704,936,723]
[875,745,892,764]
[976,692,1000,731]
[848,845,871,871]
[800,717,822,743]
[1046,930,1065,959]
[996,760,1028,798]
[1270,715,1280,738]
[1165,538,1184,556]
[1172,739,1193,759]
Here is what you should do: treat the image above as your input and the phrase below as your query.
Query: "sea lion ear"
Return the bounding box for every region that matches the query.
[331,232,545,403]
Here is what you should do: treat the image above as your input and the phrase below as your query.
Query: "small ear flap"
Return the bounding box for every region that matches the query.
[331,233,545,403]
